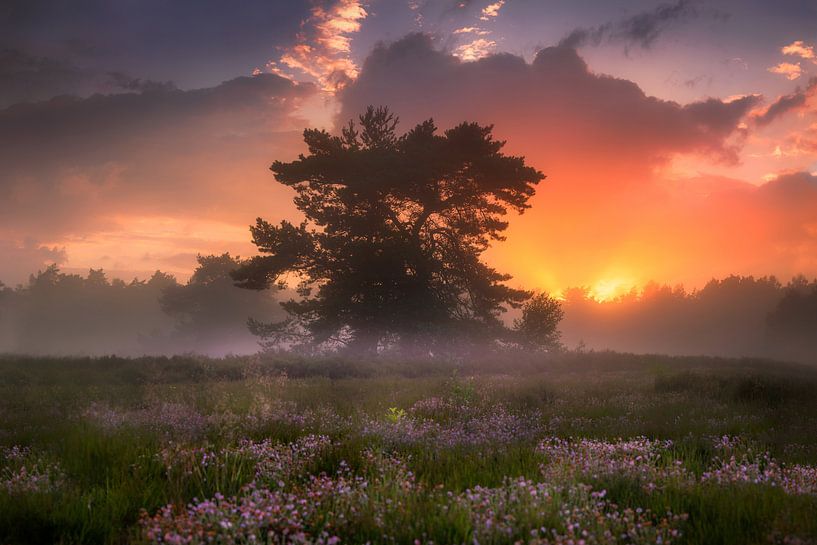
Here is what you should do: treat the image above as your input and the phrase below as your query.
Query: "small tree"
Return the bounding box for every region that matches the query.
[233,106,545,355]
[513,292,564,351]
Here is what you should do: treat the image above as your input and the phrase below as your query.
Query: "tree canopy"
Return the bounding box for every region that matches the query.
[161,253,282,353]
[233,106,545,355]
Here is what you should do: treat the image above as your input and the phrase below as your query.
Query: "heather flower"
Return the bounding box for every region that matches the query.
[1,446,65,495]
[140,450,402,544]
[455,478,687,544]
[537,436,689,488]
[83,401,209,439]
[701,437,817,495]
[363,401,542,448]
[233,435,332,485]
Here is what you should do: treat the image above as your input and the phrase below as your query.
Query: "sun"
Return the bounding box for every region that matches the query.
[590,277,634,302]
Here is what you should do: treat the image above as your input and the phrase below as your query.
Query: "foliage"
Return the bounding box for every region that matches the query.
[233,106,545,355]
[513,292,564,351]
[559,274,817,362]
[767,278,817,358]
[0,265,178,355]
[160,253,282,354]
[385,407,407,423]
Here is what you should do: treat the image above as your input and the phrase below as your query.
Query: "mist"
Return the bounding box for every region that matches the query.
[0,254,283,357]
[2,262,815,363]
[559,275,817,363]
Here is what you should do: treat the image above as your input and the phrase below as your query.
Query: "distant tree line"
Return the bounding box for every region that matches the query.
[0,254,282,356]
[559,275,817,362]
[0,265,815,361]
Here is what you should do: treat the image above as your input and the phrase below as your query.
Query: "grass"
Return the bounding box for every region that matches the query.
[0,351,816,544]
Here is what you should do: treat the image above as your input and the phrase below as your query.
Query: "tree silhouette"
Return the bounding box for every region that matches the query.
[513,292,564,351]
[2,266,179,355]
[160,253,282,354]
[767,278,817,358]
[233,106,545,355]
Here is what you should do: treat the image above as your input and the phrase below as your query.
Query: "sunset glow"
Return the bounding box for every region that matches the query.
[1,0,816,295]
[590,278,637,303]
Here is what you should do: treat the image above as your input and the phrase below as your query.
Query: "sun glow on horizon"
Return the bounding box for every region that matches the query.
[589,277,637,302]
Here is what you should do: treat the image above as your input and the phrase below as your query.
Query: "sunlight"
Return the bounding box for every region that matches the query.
[590,277,635,302]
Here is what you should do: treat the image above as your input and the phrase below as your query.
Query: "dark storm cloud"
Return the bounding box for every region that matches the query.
[754,77,817,127]
[559,0,710,50]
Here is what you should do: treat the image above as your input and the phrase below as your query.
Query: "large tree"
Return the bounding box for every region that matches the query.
[233,107,545,355]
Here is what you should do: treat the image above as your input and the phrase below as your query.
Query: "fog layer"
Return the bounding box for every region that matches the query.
[1,265,815,362]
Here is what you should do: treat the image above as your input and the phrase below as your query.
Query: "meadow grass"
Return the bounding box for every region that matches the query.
[0,352,816,544]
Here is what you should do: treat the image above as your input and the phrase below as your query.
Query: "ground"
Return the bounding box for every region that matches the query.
[1,352,816,544]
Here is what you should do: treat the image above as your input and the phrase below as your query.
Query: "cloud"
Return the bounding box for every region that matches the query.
[267,0,368,92]
[0,239,67,286]
[453,26,489,35]
[104,72,176,94]
[782,40,815,60]
[559,0,702,51]
[754,77,817,126]
[614,0,699,48]
[753,172,817,253]
[0,49,89,107]
[768,41,817,82]
[725,57,749,71]
[0,73,315,276]
[787,123,817,155]
[768,62,803,80]
[334,33,817,292]
[0,73,313,175]
[453,38,497,60]
[479,1,505,21]
[450,0,505,61]
[0,48,180,108]
[340,33,758,172]
[0,0,309,94]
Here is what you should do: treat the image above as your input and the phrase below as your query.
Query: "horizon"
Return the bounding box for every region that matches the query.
[6,263,812,305]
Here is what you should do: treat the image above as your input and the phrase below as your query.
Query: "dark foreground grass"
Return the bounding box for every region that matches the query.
[1,352,816,544]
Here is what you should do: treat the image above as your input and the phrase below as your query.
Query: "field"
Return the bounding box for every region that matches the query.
[1,352,816,544]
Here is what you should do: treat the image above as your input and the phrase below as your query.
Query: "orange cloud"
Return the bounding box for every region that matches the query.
[268,0,368,92]
[782,40,815,60]
[454,26,489,35]
[768,61,803,80]
[787,122,817,155]
[454,37,497,61]
[480,1,505,21]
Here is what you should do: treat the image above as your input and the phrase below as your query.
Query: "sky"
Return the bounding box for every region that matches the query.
[1,0,817,300]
